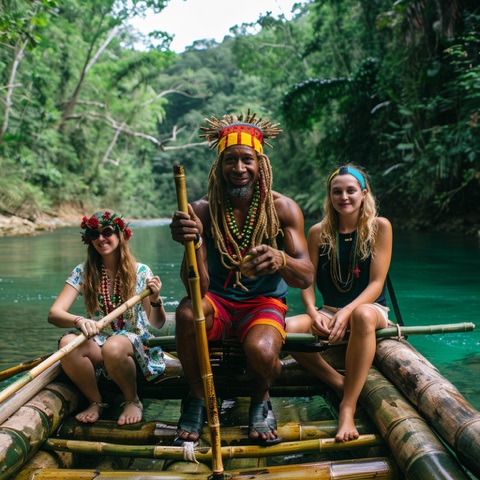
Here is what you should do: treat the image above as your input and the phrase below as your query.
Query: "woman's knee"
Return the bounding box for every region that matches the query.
[102,335,133,361]
[285,314,311,334]
[350,305,378,331]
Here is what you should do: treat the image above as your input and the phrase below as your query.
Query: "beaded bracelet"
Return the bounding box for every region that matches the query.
[74,316,84,329]
[278,250,287,270]
[150,299,163,308]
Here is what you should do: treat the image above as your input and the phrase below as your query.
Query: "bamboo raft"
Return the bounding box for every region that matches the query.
[0,314,478,480]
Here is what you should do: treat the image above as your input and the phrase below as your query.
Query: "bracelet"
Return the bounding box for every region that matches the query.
[74,316,84,327]
[194,234,203,250]
[278,250,287,270]
[150,299,163,308]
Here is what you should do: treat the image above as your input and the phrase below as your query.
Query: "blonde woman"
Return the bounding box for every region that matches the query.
[286,165,393,442]
[48,210,166,426]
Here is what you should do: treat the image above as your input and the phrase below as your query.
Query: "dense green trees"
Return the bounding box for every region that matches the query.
[1,1,478,233]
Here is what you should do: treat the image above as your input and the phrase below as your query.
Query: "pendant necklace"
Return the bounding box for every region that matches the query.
[330,231,361,293]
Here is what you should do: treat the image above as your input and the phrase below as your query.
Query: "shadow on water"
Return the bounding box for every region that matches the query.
[0,222,479,408]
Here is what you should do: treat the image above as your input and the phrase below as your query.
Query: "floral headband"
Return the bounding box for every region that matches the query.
[80,210,132,244]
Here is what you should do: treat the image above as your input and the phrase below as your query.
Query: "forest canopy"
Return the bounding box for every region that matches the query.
[1,0,479,234]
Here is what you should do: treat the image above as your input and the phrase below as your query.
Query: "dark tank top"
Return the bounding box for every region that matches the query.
[206,234,288,301]
[315,232,386,308]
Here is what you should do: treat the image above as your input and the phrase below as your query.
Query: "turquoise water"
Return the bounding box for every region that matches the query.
[0,222,479,408]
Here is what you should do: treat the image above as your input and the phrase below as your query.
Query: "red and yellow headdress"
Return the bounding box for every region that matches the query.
[200,109,281,155]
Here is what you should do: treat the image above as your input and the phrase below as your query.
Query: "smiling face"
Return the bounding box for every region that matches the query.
[221,145,260,198]
[329,173,366,216]
[91,225,120,257]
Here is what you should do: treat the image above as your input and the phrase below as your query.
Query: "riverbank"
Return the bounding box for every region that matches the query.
[0,211,79,237]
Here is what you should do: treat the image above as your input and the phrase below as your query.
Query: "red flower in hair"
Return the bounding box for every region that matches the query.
[80,216,88,229]
[102,211,111,220]
[125,227,132,240]
[114,217,125,229]
[87,216,99,228]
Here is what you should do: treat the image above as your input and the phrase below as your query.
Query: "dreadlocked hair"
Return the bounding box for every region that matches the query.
[319,164,378,262]
[208,151,280,282]
[82,230,137,319]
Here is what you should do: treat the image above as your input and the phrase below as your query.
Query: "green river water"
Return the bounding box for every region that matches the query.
[0,221,479,409]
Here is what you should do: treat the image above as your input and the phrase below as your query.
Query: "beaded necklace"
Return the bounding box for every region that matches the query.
[330,231,361,293]
[99,264,123,330]
[224,183,260,253]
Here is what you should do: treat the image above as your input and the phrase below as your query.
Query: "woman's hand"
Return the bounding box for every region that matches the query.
[327,308,351,343]
[310,310,332,338]
[147,276,162,302]
[77,318,99,339]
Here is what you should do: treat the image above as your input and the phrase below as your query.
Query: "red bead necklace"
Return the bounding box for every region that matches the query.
[99,264,123,330]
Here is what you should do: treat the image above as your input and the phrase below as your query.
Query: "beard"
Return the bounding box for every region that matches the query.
[226,182,254,200]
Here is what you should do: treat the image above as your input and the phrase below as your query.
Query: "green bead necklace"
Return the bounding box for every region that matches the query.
[225,184,260,251]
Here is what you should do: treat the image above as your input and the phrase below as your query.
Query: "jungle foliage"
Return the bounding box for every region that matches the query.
[1,0,479,233]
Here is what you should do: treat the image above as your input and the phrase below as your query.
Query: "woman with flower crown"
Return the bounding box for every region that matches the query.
[286,164,393,443]
[48,210,166,425]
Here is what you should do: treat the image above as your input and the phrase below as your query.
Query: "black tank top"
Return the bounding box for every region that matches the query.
[315,232,386,308]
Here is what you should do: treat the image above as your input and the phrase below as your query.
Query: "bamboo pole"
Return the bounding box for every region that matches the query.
[56,418,376,445]
[145,322,475,351]
[173,165,224,479]
[43,434,384,460]
[0,353,51,382]
[0,288,151,404]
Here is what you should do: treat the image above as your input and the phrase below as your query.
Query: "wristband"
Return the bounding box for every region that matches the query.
[74,316,84,327]
[150,300,163,308]
[278,250,287,270]
[194,234,203,250]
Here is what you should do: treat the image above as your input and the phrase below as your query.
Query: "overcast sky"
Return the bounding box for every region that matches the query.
[129,0,303,53]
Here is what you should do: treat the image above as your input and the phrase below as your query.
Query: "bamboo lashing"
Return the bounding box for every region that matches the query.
[0,288,151,404]
[173,165,224,479]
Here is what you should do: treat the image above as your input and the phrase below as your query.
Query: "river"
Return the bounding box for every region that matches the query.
[0,221,479,409]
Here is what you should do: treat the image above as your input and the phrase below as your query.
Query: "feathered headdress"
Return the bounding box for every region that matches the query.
[200,109,282,154]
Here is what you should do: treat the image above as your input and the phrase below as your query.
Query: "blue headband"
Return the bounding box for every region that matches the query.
[328,166,366,190]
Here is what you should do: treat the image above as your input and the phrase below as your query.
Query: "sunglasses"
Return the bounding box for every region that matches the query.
[86,226,116,241]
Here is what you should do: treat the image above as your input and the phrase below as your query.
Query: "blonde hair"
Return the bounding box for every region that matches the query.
[82,229,137,318]
[319,164,378,261]
[208,151,280,275]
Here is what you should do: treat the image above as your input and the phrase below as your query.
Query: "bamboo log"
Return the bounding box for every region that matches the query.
[8,457,399,479]
[360,365,471,479]
[375,337,480,478]
[0,289,151,404]
[43,434,384,460]
[0,362,62,425]
[0,381,80,480]
[173,165,224,478]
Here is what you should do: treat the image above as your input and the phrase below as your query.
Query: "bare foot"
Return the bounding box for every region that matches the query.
[118,400,143,426]
[335,404,359,442]
[75,402,106,423]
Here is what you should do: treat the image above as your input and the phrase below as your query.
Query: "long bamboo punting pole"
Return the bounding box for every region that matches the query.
[0,288,151,404]
[173,165,224,479]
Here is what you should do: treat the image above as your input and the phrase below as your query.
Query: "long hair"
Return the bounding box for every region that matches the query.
[208,151,280,272]
[319,164,378,261]
[82,229,137,318]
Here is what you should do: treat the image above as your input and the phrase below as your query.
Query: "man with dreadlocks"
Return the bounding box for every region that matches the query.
[170,110,314,446]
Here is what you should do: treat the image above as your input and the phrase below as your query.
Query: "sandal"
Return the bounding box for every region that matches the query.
[118,400,143,426]
[173,395,206,446]
[75,401,109,423]
[248,400,283,446]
